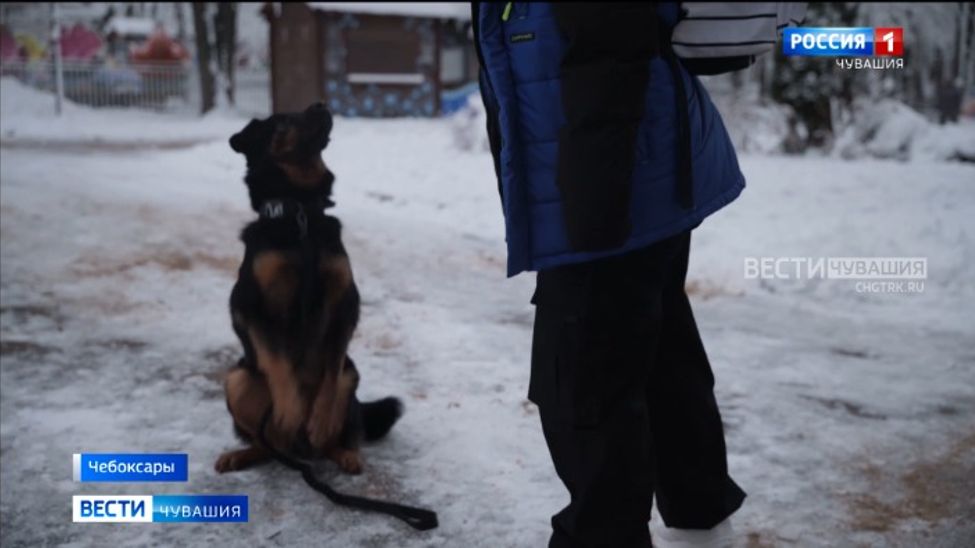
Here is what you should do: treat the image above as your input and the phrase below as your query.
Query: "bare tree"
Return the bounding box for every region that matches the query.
[192,2,215,114]
[175,2,186,44]
[214,2,238,106]
[959,2,973,91]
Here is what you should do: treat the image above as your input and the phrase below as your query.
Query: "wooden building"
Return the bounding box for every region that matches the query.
[263,2,475,116]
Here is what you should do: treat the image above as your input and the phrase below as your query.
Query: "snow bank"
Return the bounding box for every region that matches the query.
[834,98,975,162]
[0,77,246,145]
[913,122,975,162]
[8,74,969,165]
[449,92,491,153]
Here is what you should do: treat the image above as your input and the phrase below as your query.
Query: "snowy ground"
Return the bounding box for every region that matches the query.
[2,86,975,547]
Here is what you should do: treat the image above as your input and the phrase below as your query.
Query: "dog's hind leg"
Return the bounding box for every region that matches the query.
[223,368,271,436]
[216,367,286,473]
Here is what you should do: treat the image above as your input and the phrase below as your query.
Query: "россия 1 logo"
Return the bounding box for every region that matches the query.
[782,27,904,70]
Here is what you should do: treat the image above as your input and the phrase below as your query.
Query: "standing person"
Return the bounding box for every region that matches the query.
[472,3,746,547]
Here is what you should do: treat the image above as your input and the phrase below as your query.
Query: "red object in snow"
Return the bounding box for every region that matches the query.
[0,25,18,62]
[60,24,103,61]
[130,28,189,64]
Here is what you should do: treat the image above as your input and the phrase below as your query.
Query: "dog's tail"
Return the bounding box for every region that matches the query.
[361,397,403,441]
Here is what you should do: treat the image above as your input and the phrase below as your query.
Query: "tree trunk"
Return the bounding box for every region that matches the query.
[192,2,215,114]
[959,3,972,90]
[757,55,767,99]
[214,2,238,106]
[730,64,743,93]
[175,2,186,44]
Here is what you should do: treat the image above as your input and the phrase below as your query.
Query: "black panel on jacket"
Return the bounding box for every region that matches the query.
[551,3,660,253]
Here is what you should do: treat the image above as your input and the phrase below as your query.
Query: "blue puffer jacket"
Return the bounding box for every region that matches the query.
[474,2,745,277]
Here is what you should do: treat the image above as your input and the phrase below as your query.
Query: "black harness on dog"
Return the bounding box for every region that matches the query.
[260,198,317,239]
[258,408,439,531]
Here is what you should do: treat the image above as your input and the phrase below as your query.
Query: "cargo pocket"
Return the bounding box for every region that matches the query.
[528,291,561,408]
[529,264,606,429]
[558,311,605,429]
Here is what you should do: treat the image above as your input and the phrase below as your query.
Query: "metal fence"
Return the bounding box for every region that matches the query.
[1,60,275,116]
[1,60,194,111]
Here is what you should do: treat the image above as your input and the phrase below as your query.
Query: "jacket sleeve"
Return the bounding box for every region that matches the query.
[551,3,658,252]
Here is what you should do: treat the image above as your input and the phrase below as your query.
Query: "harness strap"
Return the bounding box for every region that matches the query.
[257,408,439,531]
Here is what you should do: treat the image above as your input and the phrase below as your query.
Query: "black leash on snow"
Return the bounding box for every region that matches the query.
[257,408,439,531]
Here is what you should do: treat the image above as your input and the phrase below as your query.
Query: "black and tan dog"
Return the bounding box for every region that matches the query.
[215,103,401,476]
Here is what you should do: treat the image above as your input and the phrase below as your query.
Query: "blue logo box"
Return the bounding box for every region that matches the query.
[782,27,874,57]
[73,453,188,482]
[73,495,248,523]
[152,495,248,523]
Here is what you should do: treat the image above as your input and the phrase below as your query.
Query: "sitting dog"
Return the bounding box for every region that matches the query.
[215,103,401,475]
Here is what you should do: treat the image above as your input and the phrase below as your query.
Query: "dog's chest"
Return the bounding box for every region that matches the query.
[249,247,351,307]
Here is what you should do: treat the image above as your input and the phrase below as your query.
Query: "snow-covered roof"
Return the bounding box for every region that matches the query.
[57,4,112,24]
[105,17,157,37]
[307,2,470,21]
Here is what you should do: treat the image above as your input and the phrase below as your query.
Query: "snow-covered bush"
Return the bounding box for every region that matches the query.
[834,98,929,160]
[450,92,491,153]
[834,98,975,162]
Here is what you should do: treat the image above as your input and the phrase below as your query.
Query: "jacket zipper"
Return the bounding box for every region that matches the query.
[502,2,513,22]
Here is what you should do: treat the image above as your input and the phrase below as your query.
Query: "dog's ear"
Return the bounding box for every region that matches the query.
[229,119,264,154]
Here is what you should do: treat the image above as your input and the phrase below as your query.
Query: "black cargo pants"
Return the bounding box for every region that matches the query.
[528,230,746,548]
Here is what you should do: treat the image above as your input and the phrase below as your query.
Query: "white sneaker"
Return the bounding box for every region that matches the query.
[654,517,734,548]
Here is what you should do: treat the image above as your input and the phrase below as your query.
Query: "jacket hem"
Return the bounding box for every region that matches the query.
[507,174,745,277]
